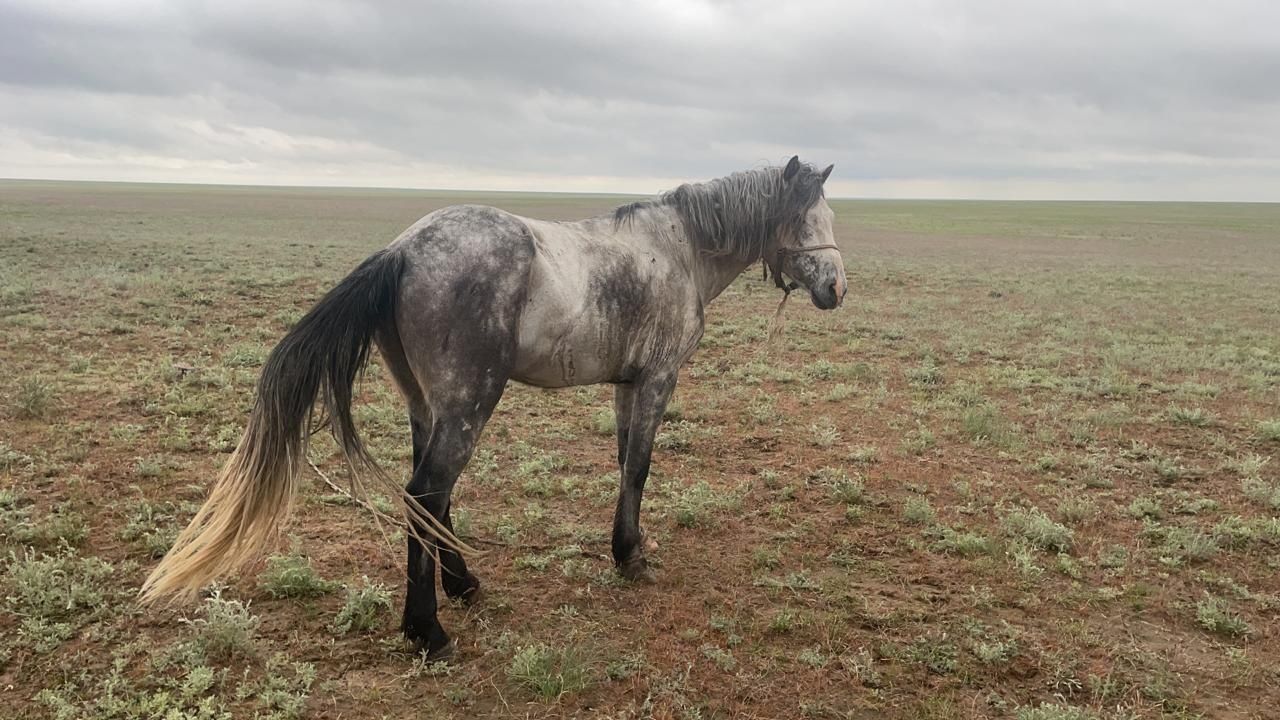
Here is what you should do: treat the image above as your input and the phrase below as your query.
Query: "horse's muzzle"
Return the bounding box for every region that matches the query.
[810,281,842,310]
[810,271,846,309]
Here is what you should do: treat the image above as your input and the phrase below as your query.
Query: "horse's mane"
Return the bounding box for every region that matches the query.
[613,162,827,259]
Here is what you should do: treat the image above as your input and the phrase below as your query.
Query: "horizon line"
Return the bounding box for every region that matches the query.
[2,176,1276,205]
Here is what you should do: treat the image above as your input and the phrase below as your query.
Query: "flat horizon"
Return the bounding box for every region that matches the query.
[4,176,1275,206]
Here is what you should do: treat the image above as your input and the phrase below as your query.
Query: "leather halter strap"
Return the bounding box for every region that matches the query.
[765,243,841,293]
[775,243,841,255]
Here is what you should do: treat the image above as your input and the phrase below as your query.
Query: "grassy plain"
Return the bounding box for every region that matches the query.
[2,179,1279,719]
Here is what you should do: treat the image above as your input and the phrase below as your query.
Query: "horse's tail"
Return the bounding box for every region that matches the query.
[140,249,407,604]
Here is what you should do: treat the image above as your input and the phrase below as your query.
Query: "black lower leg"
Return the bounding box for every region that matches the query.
[439,506,480,602]
[612,458,655,581]
[402,416,451,657]
[401,530,450,656]
[610,375,673,583]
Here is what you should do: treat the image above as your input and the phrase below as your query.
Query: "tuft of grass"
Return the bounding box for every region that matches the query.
[241,652,316,720]
[35,658,231,720]
[768,608,798,634]
[223,343,267,368]
[672,480,741,528]
[960,404,1017,448]
[1255,419,1280,442]
[1167,406,1212,427]
[972,637,1019,665]
[819,468,865,506]
[847,445,879,464]
[604,654,642,681]
[797,646,828,668]
[1056,496,1097,525]
[1213,515,1258,549]
[4,548,114,652]
[906,634,957,674]
[134,456,169,479]
[655,421,701,452]
[1154,525,1219,565]
[187,589,259,661]
[332,580,391,634]
[507,643,592,699]
[14,376,55,419]
[1241,477,1280,511]
[118,499,182,558]
[1127,496,1163,520]
[1002,506,1073,552]
[824,383,855,402]
[906,360,943,389]
[1195,596,1252,638]
[1098,544,1128,570]
[902,427,936,455]
[1008,541,1044,582]
[808,421,840,448]
[840,648,882,688]
[590,409,616,436]
[700,644,736,671]
[6,504,88,547]
[903,496,936,525]
[929,526,996,556]
[259,553,336,599]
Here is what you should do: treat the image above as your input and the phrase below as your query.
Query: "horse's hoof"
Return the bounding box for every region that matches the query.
[458,582,484,607]
[403,623,452,661]
[445,573,483,606]
[423,639,456,662]
[618,557,658,584]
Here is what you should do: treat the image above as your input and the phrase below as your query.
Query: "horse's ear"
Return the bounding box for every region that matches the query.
[782,155,801,182]
[820,164,834,183]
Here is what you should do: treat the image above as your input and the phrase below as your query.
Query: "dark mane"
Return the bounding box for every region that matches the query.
[613,162,827,259]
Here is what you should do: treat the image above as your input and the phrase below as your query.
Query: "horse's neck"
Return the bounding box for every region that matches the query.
[692,251,756,305]
[638,205,757,306]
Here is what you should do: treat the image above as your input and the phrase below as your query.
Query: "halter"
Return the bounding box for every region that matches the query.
[776,243,841,255]
[764,243,842,293]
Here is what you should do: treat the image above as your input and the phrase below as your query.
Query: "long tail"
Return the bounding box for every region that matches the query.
[142,248,414,603]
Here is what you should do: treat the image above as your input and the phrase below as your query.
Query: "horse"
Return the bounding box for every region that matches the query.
[141,155,847,659]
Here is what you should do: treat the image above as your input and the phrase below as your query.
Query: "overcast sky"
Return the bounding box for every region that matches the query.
[2,1,1278,200]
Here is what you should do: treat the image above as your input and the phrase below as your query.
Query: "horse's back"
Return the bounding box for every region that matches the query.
[390,204,537,271]
[387,203,702,390]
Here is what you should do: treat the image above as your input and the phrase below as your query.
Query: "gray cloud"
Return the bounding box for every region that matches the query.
[2,0,1278,199]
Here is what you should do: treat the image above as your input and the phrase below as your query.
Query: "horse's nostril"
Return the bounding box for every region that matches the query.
[827,281,838,298]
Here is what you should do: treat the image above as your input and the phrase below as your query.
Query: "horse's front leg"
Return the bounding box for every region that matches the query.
[611,370,676,582]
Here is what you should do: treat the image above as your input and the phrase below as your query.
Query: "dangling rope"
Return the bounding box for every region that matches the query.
[766,287,792,343]
[761,255,796,346]
[760,242,841,345]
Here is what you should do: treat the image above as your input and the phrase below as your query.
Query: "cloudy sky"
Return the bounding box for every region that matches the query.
[2,1,1278,200]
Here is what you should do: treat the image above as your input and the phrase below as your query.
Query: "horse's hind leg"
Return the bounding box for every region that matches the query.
[415,414,481,603]
[408,416,479,602]
[402,386,505,658]
[381,328,494,656]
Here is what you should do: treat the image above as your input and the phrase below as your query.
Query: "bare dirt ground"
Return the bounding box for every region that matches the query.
[2,181,1278,719]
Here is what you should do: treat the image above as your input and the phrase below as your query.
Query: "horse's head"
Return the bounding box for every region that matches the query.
[769,156,846,310]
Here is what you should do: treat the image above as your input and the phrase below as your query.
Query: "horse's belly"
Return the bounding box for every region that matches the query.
[511,318,628,388]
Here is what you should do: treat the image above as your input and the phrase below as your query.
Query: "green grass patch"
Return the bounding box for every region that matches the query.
[507,643,593,699]
[1002,506,1073,552]
[259,553,337,599]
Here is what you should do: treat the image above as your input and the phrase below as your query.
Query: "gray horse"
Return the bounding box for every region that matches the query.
[142,156,846,659]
